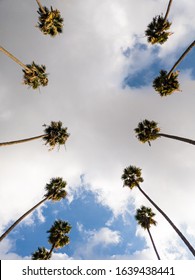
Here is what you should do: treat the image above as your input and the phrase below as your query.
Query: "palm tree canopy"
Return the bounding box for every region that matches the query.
[47,220,71,249]
[145,15,172,45]
[122,165,144,189]
[134,119,160,145]
[23,61,48,89]
[135,206,157,230]
[45,177,67,201]
[153,70,180,96]
[43,121,70,150]
[37,6,64,37]
[31,247,51,260]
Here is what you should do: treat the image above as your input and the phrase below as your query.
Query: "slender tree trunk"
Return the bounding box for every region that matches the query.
[0,197,48,242]
[167,40,195,78]
[0,134,46,147]
[36,0,46,14]
[47,243,56,259]
[164,0,173,22]
[147,227,161,260]
[0,46,30,71]
[158,133,195,145]
[137,185,195,257]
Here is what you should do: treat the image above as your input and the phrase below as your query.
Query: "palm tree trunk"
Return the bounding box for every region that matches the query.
[47,243,56,259]
[0,134,46,147]
[158,133,195,145]
[0,46,30,71]
[36,0,46,14]
[167,40,195,78]
[147,227,161,260]
[0,197,48,242]
[164,0,173,22]
[137,185,195,257]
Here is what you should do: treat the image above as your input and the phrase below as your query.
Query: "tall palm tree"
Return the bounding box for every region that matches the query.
[135,119,195,146]
[0,177,67,242]
[31,247,51,260]
[47,220,71,257]
[0,121,69,150]
[135,206,160,260]
[153,40,195,96]
[121,165,195,257]
[145,0,173,44]
[32,220,71,260]
[0,46,48,89]
[36,0,64,37]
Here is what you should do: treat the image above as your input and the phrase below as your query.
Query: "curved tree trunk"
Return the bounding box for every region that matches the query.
[137,185,195,257]
[36,0,46,14]
[0,134,46,147]
[164,0,173,22]
[0,197,48,242]
[158,133,195,145]
[0,46,30,71]
[167,40,195,78]
[147,227,160,260]
[47,243,56,259]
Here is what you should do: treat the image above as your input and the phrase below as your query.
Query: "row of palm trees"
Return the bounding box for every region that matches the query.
[0,1,64,90]
[121,165,195,258]
[0,177,71,260]
[0,1,70,259]
[145,0,195,96]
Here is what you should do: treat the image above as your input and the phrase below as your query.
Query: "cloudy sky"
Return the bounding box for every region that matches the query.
[0,0,195,260]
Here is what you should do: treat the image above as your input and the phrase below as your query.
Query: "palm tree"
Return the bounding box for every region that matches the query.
[31,247,51,260]
[135,119,195,146]
[153,40,195,96]
[0,46,48,89]
[122,165,195,257]
[47,220,71,257]
[0,121,69,150]
[36,0,64,37]
[145,0,173,44]
[135,206,160,260]
[0,177,67,242]
[31,220,71,260]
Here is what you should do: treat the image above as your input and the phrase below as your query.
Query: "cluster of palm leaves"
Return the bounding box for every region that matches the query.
[43,121,69,150]
[145,15,172,45]
[23,62,48,89]
[37,6,64,37]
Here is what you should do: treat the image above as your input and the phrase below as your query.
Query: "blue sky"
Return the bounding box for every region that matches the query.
[0,0,195,260]
[6,187,145,259]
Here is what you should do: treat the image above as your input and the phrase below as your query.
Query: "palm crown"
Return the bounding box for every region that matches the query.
[31,247,51,260]
[47,220,71,249]
[153,40,195,96]
[45,177,67,201]
[135,206,157,229]
[153,70,180,96]
[43,121,70,150]
[37,6,64,37]
[134,119,160,146]
[122,165,144,189]
[145,15,172,45]
[23,61,48,89]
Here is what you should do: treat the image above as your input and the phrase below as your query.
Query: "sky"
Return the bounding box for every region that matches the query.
[0,0,195,260]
